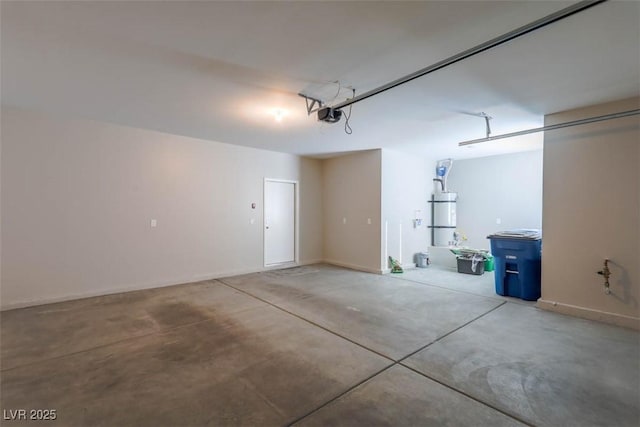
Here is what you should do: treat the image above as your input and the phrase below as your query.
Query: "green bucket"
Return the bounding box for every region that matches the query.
[484,255,495,272]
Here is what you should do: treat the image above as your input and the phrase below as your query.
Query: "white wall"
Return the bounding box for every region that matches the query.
[1,108,323,309]
[446,150,543,250]
[539,97,639,329]
[322,150,382,273]
[382,149,430,269]
[299,157,324,266]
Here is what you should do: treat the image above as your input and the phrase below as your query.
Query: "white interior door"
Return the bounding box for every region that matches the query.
[264,180,296,266]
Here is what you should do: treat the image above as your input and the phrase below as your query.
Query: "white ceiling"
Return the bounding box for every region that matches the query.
[2,1,639,159]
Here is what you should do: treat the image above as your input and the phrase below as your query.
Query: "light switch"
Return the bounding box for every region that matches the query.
[367,218,372,225]
[150,219,157,227]
[250,218,255,225]
[496,218,501,225]
[342,217,347,225]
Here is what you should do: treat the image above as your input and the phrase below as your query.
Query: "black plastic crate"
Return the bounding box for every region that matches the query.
[457,256,485,275]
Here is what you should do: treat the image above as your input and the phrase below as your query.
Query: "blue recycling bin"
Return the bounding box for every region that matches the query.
[488,233,542,301]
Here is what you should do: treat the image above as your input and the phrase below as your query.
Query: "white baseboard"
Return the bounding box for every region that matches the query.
[298,259,325,267]
[537,299,640,330]
[1,258,399,311]
[0,260,325,311]
[323,259,384,275]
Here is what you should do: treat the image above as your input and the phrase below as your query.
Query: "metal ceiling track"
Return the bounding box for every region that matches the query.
[329,0,607,111]
[458,108,640,146]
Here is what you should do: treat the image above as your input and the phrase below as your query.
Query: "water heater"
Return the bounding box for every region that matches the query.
[431,192,458,246]
[429,159,457,246]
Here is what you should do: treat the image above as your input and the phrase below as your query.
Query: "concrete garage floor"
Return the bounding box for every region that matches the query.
[1,265,638,426]
[398,264,535,305]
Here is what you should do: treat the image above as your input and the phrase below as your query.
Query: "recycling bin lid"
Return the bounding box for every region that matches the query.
[487,229,541,240]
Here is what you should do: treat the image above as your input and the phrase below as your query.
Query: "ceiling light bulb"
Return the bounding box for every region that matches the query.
[274,109,284,122]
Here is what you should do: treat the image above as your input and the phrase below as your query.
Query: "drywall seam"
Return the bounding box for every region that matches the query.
[537,299,640,330]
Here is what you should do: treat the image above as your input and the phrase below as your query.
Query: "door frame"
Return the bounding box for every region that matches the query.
[263,178,299,267]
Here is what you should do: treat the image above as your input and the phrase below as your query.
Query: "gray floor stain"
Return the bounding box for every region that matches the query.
[1,286,389,426]
[1,264,638,426]
[146,301,210,327]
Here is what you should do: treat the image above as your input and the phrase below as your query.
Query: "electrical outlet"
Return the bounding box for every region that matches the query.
[496,218,501,225]
[150,219,157,227]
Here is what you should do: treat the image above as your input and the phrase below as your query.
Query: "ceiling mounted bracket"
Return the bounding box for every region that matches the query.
[298,93,324,116]
[458,108,640,146]
[479,112,493,138]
